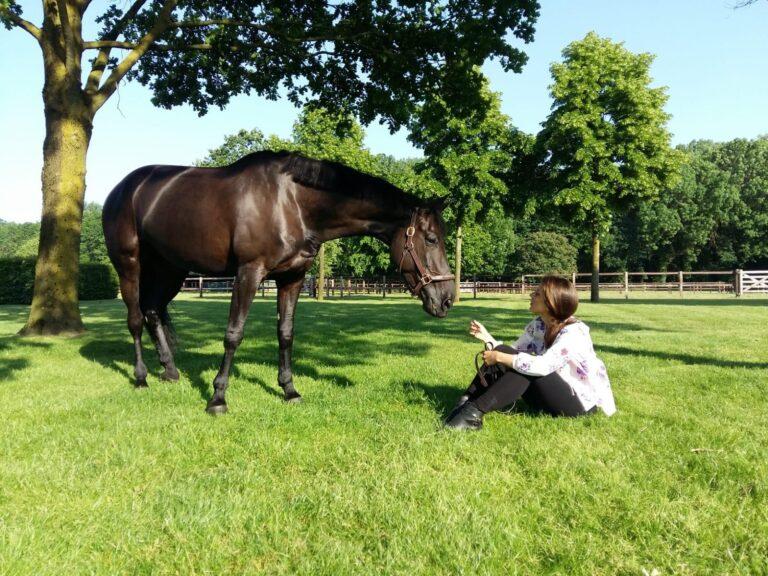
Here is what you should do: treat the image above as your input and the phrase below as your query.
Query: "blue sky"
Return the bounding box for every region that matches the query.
[1,0,767,222]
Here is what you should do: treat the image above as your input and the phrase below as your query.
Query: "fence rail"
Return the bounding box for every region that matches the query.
[178,269,766,299]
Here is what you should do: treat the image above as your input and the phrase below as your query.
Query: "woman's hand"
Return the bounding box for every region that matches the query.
[482,350,498,366]
[483,350,516,368]
[469,320,493,344]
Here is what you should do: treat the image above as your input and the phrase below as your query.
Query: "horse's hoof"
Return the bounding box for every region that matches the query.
[285,393,303,404]
[135,379,148,389]
[206,402,228,415]
[161,368,179,381]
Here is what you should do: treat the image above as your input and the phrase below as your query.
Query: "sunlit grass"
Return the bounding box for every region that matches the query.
[1,292,766,575]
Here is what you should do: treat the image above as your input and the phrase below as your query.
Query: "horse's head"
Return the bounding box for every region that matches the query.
[391,204,455,318]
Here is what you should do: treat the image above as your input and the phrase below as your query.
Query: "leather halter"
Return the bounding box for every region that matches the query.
[398,210,455,296]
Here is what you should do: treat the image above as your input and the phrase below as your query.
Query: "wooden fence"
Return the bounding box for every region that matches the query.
[522,271,739,295]
[179,270,765,298]
[738,269,768,295]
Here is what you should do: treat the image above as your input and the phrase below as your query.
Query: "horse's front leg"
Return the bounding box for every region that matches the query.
[277,275,305,402]
[206,262,264,415]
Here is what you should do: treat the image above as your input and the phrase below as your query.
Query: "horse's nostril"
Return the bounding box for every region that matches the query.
[443,298,453,310]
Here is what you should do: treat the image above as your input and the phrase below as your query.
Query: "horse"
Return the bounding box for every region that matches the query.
[102,151,455,414]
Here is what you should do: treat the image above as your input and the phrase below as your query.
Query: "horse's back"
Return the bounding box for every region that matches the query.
[104,153,307,274]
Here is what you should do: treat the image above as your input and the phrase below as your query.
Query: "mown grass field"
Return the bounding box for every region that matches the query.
[1,292,767,575]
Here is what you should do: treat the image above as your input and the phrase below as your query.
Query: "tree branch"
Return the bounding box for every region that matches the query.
[0,5,43,43]
[84,0,148,93]
[84,39,212,51]
[90,0,178,113]
[55,0,80,72]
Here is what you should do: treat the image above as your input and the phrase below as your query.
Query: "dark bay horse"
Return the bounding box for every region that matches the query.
[103,151,455,413]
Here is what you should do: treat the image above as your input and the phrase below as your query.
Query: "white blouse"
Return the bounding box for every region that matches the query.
[496,317,616,416]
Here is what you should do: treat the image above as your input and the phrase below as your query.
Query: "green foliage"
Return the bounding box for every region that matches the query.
[511,232,577,279]
[116,2,540,129]
[408,74,517,223]
[80,203,110,264]
[196,129,267,167]
[704,136,768,267]
[445,209,518,278]
[538,32,682,233]
[0,221,38,258]
[0,258,36,304]
[78,262,119,300]
[0,258,117,304]
[0,204,109,264]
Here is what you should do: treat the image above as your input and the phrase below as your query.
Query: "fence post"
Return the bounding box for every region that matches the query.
[678,271,684,296]
[624,271,629,298]
[473,276,477,299]
[521,275,526,295]
[382,275,386,298]
[198,276,203,298]
[734,269,743,297]
[572,272,576,286]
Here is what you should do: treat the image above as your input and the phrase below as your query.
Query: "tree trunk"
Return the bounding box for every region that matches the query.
[21,16,94,336]
[317,244,326,301]
[21,110,92,335]
[454,224,463,304]
[591,232,600,303]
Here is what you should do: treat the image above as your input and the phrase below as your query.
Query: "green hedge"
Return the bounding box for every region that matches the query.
[0,258,119,305]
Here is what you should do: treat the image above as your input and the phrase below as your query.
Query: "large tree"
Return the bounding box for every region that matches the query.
[537,32,681,301]
[1,0,539,335]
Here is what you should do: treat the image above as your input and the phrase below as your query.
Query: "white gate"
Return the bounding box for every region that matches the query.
[739,270,768,294]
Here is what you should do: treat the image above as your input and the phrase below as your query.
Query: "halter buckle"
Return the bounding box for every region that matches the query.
[406,226,416,237]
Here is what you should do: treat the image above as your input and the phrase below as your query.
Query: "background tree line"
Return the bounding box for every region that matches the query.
[3,130,766,281]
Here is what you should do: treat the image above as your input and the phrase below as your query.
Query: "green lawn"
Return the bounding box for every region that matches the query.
[1,293,767,575]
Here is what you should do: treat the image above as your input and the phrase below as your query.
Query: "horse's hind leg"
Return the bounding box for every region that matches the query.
[206,262,265,414]
[117,263,148,388]
[140,253,187,381]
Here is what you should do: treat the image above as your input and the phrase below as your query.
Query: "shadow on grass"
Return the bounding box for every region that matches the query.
[401,379,548,420]
[0,337,51,381]
[600,344,768,370]
[76,296,667,405]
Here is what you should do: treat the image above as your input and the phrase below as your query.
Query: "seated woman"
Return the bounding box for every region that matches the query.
[445,275,616,430]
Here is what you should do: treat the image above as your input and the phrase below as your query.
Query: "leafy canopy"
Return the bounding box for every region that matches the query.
[35,0,543,127]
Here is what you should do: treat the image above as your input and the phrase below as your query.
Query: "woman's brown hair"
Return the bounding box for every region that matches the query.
[539,275,579,347]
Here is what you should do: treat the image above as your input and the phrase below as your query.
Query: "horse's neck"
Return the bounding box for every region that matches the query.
[308,190,414,244]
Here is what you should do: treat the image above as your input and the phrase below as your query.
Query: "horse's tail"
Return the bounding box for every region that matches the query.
[146,307,178,353]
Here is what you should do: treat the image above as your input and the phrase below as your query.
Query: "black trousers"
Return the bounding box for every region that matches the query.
[465,346,592,417]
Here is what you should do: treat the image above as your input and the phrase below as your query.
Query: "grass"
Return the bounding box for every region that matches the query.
[0,292,767,575]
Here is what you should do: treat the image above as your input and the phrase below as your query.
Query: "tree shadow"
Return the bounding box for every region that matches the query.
[79,298,446,403]
[599,344,768,370]
[0,336,51,382]
[77,295,668,405]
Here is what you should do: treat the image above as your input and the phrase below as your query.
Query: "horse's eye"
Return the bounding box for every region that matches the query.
[425,234,438,246]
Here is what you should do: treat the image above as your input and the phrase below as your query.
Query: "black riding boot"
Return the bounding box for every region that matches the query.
[444,401,484,430]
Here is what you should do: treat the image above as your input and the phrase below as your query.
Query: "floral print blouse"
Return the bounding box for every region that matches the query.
[499,317,616,416]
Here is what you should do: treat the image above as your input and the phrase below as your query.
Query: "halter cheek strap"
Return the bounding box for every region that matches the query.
[398,210,455,296]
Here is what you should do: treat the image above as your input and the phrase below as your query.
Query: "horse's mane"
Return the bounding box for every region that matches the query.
[232,150,415,205]
[283,153,414,204]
